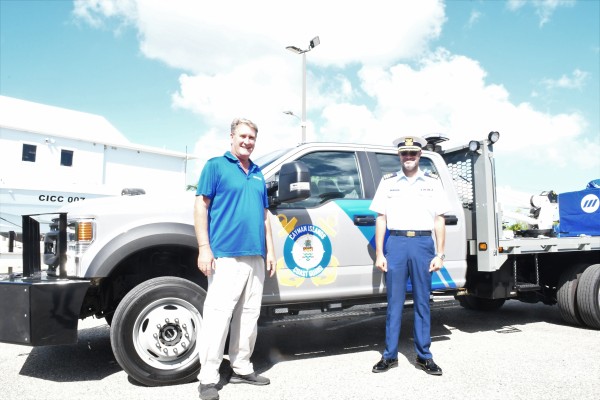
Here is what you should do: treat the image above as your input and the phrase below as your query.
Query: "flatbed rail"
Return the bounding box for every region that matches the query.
[499,235,600,255]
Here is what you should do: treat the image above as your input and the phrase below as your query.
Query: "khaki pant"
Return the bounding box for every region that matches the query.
[198,256,265,384]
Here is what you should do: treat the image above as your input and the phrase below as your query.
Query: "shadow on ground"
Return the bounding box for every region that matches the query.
[17,300,574,384]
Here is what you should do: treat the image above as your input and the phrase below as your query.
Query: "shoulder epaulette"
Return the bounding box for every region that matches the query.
[383,172,397,180]
[424,171,439,179]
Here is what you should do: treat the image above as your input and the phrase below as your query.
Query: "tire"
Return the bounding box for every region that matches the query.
[557,264,587,326]
[110,276,206,386]
[576,264,600,329]
[456,294,506,311]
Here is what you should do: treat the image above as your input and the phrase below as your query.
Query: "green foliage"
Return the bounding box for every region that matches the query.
[506,221,528,232]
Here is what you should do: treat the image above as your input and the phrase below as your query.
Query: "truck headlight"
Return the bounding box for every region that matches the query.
[67,219,96,275]
[67,219,95,249]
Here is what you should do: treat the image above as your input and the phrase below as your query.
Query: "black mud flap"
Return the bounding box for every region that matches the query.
[0,278,90,346]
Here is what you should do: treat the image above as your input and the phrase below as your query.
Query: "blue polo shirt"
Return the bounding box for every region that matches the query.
[196,151,268,258]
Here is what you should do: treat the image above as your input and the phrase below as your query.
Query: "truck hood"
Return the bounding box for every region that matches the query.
[57,191,196,220]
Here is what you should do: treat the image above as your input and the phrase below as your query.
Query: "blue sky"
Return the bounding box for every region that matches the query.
[1,0,598,198]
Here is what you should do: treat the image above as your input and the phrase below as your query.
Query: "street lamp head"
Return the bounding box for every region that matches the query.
[283,111,301,120]
[287,36,319,54]
[286,45,304,54]
[309,36,320,49]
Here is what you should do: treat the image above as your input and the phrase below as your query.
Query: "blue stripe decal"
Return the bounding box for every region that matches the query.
[433,266,457,289]
[333,199,377,248]
[441,266,457,288]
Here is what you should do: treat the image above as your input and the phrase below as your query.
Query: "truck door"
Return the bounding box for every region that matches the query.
[264,150,385,304]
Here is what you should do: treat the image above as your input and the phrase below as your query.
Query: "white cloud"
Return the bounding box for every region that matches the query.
[73,0,598,189]
[74,0,446,71]
[467,10,482,28]
[72,0,137,30]
[507,0,576,27]
[535,0,576,27]
[541,69,589,90]
[507,0,527,12]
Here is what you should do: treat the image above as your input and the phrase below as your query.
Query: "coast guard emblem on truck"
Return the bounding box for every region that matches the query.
[284,224,332,278]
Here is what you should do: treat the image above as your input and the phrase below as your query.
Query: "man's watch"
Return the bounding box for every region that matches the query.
[436,253,445,260]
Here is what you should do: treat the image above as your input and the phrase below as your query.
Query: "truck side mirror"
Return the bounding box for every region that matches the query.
[275,161,311,204]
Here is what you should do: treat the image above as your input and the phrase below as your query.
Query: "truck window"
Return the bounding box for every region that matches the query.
[374,153,439,185]
[278,151,363,208]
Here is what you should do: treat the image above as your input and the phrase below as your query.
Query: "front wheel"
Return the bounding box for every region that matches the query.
[110,277,206,386]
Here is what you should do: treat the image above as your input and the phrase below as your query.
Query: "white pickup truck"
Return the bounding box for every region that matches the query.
[1,132,598,387]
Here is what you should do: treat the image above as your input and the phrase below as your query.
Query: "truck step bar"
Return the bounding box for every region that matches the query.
[514,282,542,292]
[260,297,460,326]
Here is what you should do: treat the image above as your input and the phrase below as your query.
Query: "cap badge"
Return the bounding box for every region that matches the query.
[405,138,413,146]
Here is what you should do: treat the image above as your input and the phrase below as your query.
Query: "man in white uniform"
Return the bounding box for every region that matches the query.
[370,136,449,376]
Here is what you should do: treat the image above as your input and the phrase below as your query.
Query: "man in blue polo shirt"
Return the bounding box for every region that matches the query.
[194,118,276,400]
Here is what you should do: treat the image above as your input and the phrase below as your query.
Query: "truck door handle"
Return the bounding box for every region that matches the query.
[444,214,458,225]
[354,215,376,226]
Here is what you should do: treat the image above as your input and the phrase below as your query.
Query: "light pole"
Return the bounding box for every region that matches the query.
[286,36,320,144]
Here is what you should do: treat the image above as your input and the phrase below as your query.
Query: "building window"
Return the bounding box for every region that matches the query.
[22,144,37,162]
[60,149,74,167]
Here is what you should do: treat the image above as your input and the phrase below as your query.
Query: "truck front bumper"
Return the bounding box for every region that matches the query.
[0,275,90,346]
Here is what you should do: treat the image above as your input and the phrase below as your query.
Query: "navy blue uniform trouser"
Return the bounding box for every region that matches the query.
[383,235,435,360]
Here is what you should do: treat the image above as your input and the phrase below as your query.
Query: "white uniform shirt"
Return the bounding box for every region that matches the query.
[369,168,450,231]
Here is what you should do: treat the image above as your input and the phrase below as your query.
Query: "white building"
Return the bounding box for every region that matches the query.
[0,95,194,233]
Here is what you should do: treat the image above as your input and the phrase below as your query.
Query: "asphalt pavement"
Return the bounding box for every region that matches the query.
[0,300,598,400]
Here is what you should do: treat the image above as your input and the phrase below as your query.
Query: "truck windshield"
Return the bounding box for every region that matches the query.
[254,148,292,169]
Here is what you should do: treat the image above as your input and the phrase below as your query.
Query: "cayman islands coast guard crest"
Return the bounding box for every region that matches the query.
[284,224,332,278]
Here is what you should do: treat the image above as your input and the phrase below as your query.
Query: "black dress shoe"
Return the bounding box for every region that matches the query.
[415,356,442,375]
[372,357,398,373]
